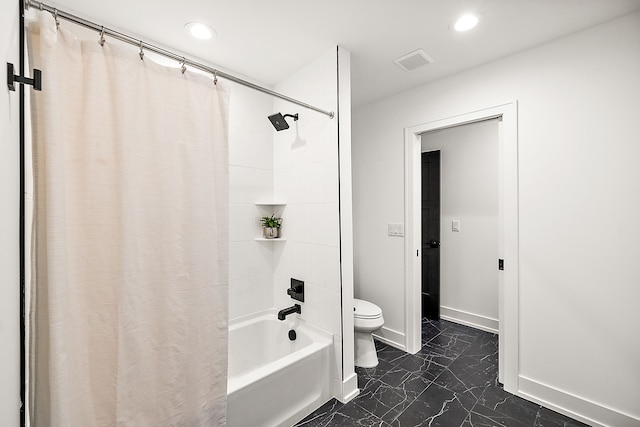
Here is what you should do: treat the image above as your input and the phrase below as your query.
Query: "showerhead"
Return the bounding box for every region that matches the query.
[268,112,299,131]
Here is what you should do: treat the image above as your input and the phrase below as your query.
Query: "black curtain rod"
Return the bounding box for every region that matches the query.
[24,0,335,119]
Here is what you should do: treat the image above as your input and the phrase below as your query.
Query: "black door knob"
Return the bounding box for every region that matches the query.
[429,240,440,248]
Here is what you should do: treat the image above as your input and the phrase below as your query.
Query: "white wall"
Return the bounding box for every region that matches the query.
[1,0,22,423]
[336,46,357,402]
[353,12,640,426]
[421,120,499,332]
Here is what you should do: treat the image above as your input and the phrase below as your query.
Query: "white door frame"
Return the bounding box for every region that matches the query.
[404,102,519,392]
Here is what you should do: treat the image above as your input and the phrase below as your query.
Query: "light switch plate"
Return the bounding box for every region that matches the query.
[388,223,405,237]
[452,220,461,232]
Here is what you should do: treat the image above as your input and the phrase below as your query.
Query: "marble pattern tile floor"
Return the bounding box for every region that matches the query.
[296,318,589,427]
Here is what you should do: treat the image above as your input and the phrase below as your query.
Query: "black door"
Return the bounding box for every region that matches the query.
[421,151,440,320]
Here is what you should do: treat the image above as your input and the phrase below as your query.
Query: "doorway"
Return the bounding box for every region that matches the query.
[421,120,500,331]
[403,102,519,393]
[421,150,440,320]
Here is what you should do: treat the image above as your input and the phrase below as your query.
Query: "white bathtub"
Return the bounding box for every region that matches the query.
[227,312,333,427]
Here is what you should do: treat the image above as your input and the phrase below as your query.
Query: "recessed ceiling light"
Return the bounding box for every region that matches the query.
[453,14,479,32]
[184,22,216,40]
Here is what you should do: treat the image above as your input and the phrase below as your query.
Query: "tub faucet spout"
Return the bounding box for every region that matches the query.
[278,304,301,321]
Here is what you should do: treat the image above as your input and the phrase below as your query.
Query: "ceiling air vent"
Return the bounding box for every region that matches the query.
[394,49,434,72]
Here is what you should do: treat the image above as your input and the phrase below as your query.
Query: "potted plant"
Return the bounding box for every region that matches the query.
[260,214,282,239]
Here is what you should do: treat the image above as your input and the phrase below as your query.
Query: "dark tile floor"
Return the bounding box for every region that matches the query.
[296,318,589,427]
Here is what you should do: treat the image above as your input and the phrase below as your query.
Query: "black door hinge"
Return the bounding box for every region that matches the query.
[7,63,42,91]
[498,259,504,271]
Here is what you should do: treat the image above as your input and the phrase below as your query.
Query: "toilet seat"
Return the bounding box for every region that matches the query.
[354,298,382,319]
[353,299,384,333]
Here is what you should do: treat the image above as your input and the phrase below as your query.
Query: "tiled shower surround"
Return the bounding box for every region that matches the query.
[228,84,276,319]
[228,48,349,400]
[297,319,589,426]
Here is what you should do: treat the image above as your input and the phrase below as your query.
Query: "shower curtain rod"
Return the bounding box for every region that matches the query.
[24,0,336,119]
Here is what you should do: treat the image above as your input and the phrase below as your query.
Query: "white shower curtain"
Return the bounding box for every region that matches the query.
[27,11,229,426]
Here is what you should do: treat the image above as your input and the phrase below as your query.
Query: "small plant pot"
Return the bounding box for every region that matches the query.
[263,227,280,239]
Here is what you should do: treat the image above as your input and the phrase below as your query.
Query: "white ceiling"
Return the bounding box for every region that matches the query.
[42,0,640,107]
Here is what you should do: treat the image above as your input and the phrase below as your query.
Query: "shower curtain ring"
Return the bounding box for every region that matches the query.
[39,1,42,10]
[53,8,60,28]
[99,27,105,46]
[139,41,144,60]
[181,58,187,74]
[213,70,218,85]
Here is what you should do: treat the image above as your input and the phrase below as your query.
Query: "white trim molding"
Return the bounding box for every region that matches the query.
[372,326,406,351]
[440,306,499,334]
[337,372,360,404]
[518,376,640,427]
[404,102,519,392]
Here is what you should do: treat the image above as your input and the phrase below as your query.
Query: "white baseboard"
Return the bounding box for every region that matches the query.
[518,375,640,427]
[440,306,499,334]
[372,326,406,351]
[337,372,359,404]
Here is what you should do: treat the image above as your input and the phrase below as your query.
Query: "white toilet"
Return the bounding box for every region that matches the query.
[353,298,385,368]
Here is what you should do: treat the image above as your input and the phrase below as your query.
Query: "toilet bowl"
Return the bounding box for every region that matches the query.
[353,298,384,368]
